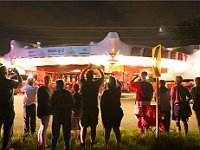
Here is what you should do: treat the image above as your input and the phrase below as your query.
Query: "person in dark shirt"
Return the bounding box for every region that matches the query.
[171,76,192,136]
[37,75,52,148]
[80,64,104,147]
[130,71,154,132]
[159,80,171,132]
[71,83,82,140]
[0,63,2,141]
[49,80,73,150]
[0,66,22,150]
[191,77,200,133]
[101,76,123,148]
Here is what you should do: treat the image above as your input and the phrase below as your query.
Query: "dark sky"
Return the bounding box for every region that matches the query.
[0,1,200,56]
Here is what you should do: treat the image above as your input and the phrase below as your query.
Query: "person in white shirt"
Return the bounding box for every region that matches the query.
[22,77,39,133]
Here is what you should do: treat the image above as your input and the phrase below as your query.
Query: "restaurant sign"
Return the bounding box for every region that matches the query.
[28,46,91,58]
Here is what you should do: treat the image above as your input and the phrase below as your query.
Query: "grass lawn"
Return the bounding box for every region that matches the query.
[1,129,200,150]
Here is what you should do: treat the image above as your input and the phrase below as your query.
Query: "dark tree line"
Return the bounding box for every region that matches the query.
[175,16,200,46]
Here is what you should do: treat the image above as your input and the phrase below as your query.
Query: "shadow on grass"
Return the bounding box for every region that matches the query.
[1,129,200,150]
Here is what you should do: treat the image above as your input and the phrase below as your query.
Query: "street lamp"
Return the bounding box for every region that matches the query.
[159,25,165,33]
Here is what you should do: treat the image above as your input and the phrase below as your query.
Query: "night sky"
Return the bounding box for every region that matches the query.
[0,1,200,56]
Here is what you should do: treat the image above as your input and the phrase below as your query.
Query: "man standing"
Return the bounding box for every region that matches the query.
[130,71,154,132]
[159,80,171,132]
[22,77,38,134]
[0,66,22,150]
[50,80,73,150]
[80,64,104,147]
[171,76,192,136]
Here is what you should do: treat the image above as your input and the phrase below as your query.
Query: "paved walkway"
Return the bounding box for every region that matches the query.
[13,94,198,132]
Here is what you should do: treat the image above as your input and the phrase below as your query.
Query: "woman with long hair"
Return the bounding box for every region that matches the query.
[37,75,52,148]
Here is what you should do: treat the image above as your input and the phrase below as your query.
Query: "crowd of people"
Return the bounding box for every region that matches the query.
[0,63,200,150]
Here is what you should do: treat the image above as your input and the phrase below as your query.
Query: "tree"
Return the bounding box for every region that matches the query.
[175,16,200,46]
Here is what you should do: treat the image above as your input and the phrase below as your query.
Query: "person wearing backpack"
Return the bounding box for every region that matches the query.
[130,71,154,133]
[191,77,200,133]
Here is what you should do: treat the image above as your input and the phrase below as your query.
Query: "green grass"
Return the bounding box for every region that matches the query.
[1,129,200,150]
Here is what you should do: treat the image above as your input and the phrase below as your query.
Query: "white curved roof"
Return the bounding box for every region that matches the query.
[4,32,132,60]
[90,32,132,55]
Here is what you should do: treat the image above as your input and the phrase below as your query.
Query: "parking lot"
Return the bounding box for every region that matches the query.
[13,93,198,132]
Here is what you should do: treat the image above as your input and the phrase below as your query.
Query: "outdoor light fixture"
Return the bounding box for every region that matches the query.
[108,48,121,65]
[37,41,41,48]
[111,48,115,53]
[159,25,165,33]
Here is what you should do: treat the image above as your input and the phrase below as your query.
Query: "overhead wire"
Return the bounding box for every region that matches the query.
[0,24,199,45]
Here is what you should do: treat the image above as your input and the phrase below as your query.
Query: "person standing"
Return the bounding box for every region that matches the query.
[159,80,171,132]
[0,66,22,150]
[130,71,154,132]
[0,61,1,140]
[100,76,123,148]
[80,64,104,147]
[22,77,39,134]
[71,83,82,141]
[37,75,52,148]
[171,76,192,136]
[191,77,200,133]
[50,80,73,150]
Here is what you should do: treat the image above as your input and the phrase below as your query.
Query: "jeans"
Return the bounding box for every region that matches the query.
[51,113,71,150]
[0,110,15,150]
[23,104,36,133]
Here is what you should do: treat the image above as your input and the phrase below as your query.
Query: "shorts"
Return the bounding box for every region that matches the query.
[80,107,99,128]
[173,102,190,122]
